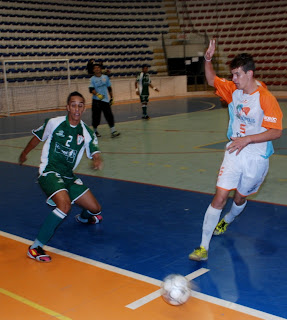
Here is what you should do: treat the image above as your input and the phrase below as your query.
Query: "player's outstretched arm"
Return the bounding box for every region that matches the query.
[150,84,159,92]
[205,38,217,87]
[19,135,40,165]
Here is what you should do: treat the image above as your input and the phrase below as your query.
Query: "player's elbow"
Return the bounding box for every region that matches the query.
[275,129,283,139]
[205,68,216,87]
[205,75,215,87]
[206,79,214,87]
[270,128,282,140]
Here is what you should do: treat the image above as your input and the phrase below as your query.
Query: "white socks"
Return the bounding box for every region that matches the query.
[224,201,247,224]
[200,204,222,250]
[200,201,247,251]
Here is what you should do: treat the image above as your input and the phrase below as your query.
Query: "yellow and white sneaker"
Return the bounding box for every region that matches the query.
[189,246,208,261]
[213,218,229,235]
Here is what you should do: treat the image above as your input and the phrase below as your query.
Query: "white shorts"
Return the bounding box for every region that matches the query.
[216,148,269,196]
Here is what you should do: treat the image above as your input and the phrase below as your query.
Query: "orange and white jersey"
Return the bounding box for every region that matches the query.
[214,76,283,159]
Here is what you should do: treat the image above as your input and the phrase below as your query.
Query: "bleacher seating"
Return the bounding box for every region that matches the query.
[0,0,170,83]
[177,0,287,89]
[2,0,286,91]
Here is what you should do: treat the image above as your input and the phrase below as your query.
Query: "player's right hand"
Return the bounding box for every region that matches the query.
[96,93,104,100]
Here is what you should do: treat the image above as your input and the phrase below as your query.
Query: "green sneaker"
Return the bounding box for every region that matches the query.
[213,218,229,235]
[189,246,208,261]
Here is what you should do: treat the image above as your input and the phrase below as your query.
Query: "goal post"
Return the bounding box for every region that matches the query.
[0,59,71,116]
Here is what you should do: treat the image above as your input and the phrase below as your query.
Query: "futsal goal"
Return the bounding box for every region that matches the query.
[0,59,71,116]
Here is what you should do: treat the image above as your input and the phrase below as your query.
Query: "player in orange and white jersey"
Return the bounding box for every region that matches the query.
[189,39,283,261]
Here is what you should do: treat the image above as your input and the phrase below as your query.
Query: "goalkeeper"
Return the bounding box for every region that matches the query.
[89,63,120,138]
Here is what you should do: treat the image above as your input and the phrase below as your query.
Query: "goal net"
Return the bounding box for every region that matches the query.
[0,59,71,116]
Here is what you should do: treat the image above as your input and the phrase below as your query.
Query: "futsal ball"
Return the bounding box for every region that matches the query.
[161,274,191,306]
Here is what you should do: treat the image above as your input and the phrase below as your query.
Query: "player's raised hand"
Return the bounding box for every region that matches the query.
[205,38,216,61]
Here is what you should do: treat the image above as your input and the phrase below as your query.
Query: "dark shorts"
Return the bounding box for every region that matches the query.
[140,94,149,104]
[38,171,89,206]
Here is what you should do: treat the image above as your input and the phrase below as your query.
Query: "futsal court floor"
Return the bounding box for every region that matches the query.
[0,95,287,320]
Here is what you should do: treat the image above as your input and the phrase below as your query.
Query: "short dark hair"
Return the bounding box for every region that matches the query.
[142,64,149,69]
[230,53,255,73]
[93,62,103,68]
[67,91,85,104]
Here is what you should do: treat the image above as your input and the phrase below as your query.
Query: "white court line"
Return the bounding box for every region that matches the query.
[126,289,162,310]
[126,268,209,310]
[191,291,286,320]
[0,231,162,286]
[1,231,286,320]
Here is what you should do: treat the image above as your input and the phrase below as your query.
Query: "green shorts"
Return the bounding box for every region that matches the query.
[140,94,149,104]
[38,172,89,206]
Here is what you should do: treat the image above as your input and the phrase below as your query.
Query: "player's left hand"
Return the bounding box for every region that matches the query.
[227,136,251,155]
[19,152,27,165]
[92,154,103,170]
[109,98,114,106]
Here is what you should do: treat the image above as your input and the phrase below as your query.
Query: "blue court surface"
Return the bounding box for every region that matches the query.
[1,96,287,319]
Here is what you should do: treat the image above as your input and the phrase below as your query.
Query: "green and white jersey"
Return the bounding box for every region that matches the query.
[33,116,100,178]
[136,72,151,95]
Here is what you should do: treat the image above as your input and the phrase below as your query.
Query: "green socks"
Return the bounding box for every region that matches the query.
[36,208,67,245]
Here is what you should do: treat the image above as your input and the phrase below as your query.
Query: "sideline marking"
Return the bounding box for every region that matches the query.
[191,290,286,320]
[125,268,209,310]
[1,231,286,320]
[0,288,72,320]
[0,231,163,286]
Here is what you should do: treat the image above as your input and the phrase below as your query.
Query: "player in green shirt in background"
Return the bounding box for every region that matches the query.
[135,64,159,120]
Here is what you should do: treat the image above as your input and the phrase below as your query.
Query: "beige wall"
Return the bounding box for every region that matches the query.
[76,75,188,106]
[0,76,189,115]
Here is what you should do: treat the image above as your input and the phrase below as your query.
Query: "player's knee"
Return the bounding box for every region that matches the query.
[233,191,246,206]
[234,197,246,206]
[212,196,227,209]
[57,201,71,214]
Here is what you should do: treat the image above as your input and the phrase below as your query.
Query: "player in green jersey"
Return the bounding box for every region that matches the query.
[19,91,103,262]
[135,65,159,119]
